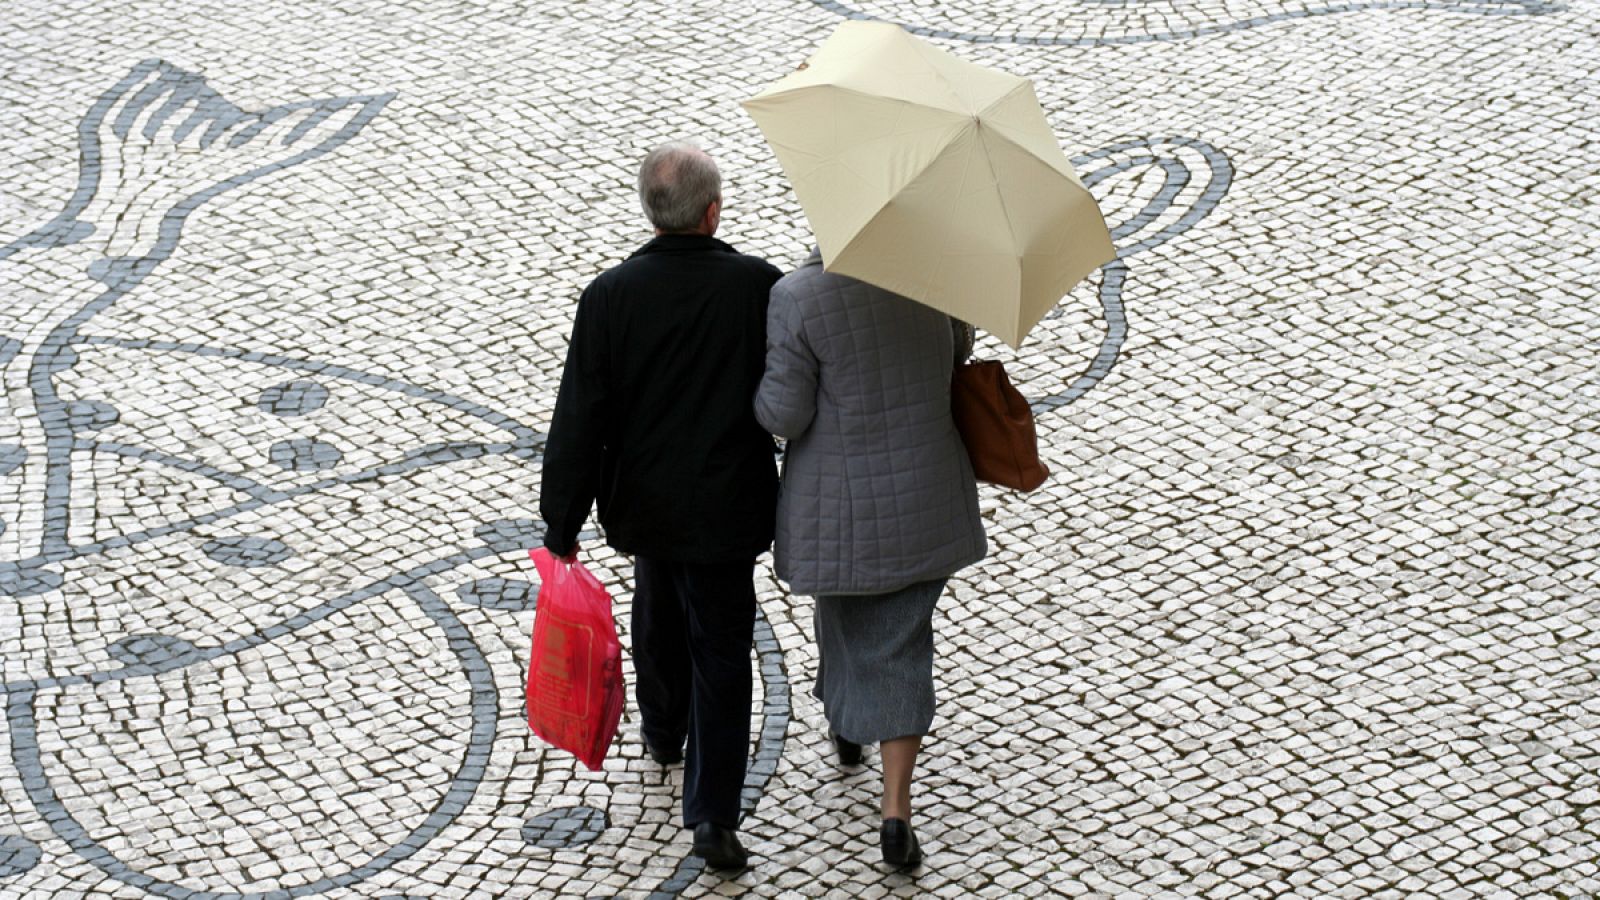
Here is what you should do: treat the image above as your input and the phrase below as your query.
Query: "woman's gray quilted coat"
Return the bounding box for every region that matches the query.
[755,251,987,595]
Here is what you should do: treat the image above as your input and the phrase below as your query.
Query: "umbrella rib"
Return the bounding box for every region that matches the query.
[974,109,1093,189]
[972,122,1023,267]
[972,83,1081,181]
[982,129,1027,344]
[975,79,1030,121]
[764,87,966,178]
[750,84,960,116]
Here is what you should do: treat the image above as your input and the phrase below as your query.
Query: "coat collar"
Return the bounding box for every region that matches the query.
[629,233,736,259]
[802,246,824,268]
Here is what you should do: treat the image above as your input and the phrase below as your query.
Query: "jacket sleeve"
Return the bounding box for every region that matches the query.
[753,281,819,439]
[952,317,975,365]
[540,283,609,556]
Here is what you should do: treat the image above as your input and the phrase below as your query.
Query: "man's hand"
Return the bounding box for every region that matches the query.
[543,532,580,564]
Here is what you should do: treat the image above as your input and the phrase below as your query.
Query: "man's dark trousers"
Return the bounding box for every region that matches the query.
[631,556,756,829]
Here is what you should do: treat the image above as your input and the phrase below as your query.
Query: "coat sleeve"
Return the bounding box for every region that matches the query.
[753,281,819,439]
[952,317,975,365]
[540,283,609,556]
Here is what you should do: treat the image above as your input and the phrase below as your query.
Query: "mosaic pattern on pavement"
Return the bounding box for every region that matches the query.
[812,0,1562,45]
[1,0,1596,897]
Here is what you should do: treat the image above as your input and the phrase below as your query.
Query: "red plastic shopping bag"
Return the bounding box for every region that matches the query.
[525,548,624,771]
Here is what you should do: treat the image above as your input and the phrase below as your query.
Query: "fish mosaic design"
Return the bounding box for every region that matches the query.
[0,58,1231,898]
[0,59,796,899]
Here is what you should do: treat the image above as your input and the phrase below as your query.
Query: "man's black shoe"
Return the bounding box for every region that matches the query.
[647,742,683,765]
[643,736,681,762]
[691,822,748,870]
[880,818,923,868]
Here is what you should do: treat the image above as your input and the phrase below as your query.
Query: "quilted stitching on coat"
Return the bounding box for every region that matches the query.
[755,255,987,595]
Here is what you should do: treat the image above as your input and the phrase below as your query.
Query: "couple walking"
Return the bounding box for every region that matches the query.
[539,141,987,870]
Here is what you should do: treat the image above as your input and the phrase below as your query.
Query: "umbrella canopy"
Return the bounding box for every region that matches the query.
[743,21,1116,348]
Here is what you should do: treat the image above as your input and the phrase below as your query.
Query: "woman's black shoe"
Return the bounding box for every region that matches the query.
[831,732,863,766]
[880,818,922,868]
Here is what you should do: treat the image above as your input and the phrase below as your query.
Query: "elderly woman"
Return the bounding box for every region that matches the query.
[754,248,987,868]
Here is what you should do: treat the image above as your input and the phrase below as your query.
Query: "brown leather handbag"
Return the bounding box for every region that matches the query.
[951,360,1049,492]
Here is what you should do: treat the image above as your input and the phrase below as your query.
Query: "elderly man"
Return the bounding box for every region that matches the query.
[539,141,780,869]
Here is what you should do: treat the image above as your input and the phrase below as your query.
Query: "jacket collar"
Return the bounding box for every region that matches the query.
[802,246,824,268]
[629,233,736,259]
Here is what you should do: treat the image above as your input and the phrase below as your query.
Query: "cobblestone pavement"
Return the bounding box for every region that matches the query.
[1,0,1596,896]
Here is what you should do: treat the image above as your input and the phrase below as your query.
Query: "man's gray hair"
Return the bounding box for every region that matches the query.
[638,141,722,232]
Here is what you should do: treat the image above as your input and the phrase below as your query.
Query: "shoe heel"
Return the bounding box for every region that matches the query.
[880,818,923,868]
[831,731,863,766]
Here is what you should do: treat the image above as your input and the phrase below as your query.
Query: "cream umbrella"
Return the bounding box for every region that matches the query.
[742,21,1116,348]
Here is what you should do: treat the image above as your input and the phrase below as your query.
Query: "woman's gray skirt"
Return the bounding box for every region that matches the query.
[813,577,947,745]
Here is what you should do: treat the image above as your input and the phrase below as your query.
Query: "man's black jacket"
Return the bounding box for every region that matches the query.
[540,234,783,563]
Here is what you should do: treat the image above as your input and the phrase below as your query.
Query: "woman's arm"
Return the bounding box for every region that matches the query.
[952,317,975,366]
[753,282,820,439]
